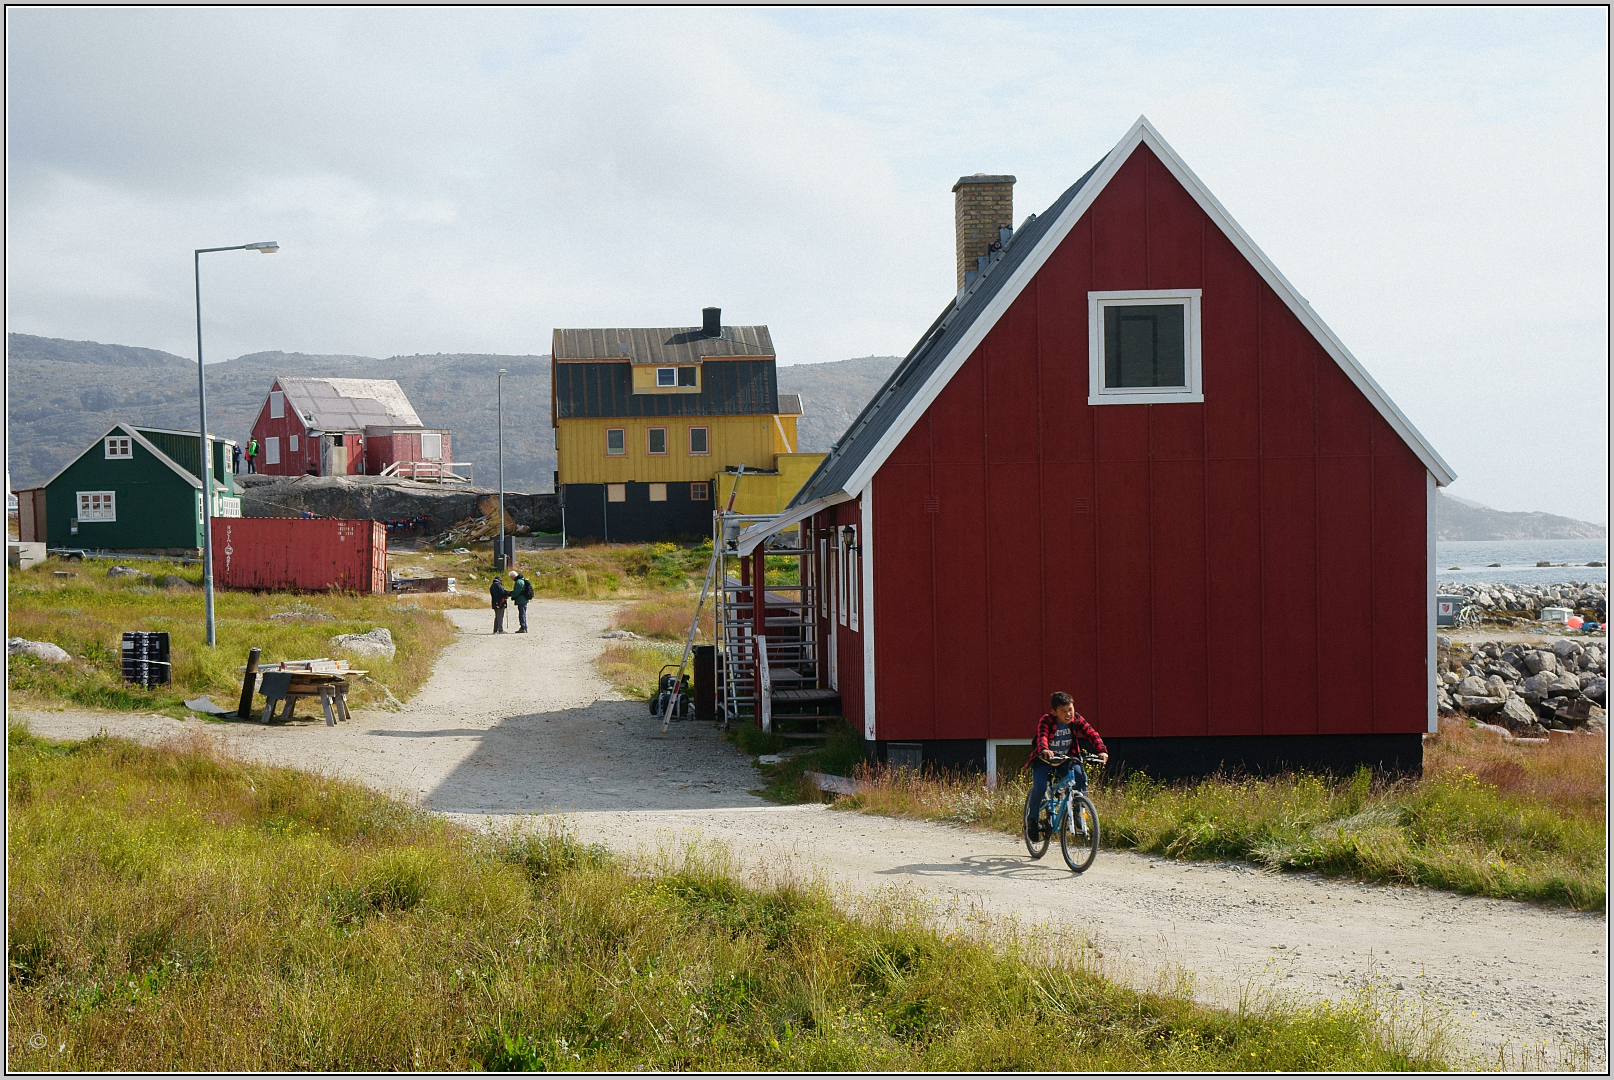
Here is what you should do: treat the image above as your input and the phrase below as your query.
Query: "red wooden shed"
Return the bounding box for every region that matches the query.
[246,377,451,478]
[736,118,1455,778]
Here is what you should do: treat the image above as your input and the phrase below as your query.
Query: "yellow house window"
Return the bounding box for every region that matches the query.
[689,426,709,455]
[649,483,667,502]
[678,366,697,386]
[647,428,667,455]
[605,428,626,455]
[656,367,676,388]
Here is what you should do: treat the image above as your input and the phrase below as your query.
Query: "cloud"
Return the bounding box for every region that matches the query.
[5,7,1607,521]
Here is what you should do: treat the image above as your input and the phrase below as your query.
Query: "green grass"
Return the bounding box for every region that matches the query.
[6,558,456,716]
[827,722,1607,911]
[728,719,870,801]
[6,726,1456,1071]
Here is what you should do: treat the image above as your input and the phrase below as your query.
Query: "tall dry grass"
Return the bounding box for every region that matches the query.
[6,559,456,714]
[831,721,1606,910]
[6,726,1455,1071]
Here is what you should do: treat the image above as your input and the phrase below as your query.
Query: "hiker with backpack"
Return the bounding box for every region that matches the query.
[510,569,534,633]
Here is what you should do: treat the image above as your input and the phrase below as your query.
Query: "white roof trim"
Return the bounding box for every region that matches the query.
[734,492,852,556]
[41,423,207,491]
[839,115,1455,498]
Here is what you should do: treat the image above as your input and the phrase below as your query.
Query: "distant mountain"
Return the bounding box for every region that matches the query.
[1436,490,1605,542]
[5,333,898,492]
[13,333,1601,542]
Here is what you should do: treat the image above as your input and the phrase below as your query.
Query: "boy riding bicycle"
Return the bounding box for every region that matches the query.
[1025,692,1108,841]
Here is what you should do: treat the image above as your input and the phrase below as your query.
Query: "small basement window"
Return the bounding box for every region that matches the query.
[690,482,709,501]
[647,428,667,455]
[648,483,667,502]
[607,483,627,502]
[1088,290,1203,404]
[605,428,626,455]
[656,367,676,388]
[677,366,697,386]
[688,426,709,455]
[77,491,116,522]
[104,436,132,459]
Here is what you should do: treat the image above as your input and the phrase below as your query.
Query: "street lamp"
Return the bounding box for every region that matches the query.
[496,368,507,572]
[196,241,278,647]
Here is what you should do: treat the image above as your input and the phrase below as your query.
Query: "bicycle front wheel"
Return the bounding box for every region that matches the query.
[1023,787,1049,860]
[1060,792,1100,873]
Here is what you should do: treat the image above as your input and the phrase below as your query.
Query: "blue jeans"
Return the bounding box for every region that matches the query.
[1028,759,1087,826]
[515,603,528,631]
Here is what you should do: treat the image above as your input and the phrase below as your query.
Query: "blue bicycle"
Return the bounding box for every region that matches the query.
[1023,752,1102,873]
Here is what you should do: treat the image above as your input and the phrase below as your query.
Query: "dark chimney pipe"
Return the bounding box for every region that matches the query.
[702,307,721,336]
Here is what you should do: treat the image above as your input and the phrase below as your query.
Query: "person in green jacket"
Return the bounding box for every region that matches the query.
[511,570,534,632]
[246,437,259,474]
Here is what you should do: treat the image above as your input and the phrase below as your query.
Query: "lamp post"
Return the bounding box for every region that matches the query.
[196,240,278,647]
[496,368,507,572]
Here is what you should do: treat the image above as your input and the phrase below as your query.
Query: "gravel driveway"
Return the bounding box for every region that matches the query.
[14,599,1606,1066]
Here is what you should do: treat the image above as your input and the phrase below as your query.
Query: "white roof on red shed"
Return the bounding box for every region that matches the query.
[276,377,424,432]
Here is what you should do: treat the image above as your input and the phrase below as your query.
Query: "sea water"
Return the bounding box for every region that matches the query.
[1437,539,1608,586]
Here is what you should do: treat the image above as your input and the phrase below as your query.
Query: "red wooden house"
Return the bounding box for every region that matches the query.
[736,118,1454,778]
[247,377,453,479]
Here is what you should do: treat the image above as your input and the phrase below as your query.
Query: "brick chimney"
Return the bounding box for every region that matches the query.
[953,173,1015,290]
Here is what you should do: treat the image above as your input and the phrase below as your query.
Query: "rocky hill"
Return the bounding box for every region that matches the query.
[9,333,1604,541]
[5,333,899,492]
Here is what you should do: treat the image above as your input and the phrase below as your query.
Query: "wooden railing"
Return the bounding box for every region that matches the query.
[377,461,473,483]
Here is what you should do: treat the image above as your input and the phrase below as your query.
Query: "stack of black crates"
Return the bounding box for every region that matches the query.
[121,631,171,688]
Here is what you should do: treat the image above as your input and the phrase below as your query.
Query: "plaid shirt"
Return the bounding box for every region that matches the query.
[1029,710,1106,764]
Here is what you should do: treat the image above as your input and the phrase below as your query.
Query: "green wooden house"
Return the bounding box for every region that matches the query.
[27,423,240,553]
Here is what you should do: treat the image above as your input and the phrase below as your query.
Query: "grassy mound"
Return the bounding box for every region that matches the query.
[7,727,1452,1071]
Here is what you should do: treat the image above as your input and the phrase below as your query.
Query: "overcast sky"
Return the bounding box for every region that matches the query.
[6,7,1608,522]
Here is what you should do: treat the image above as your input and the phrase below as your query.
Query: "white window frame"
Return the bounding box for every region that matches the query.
[269,390,285,418]
[420,432,443,460]
[104,436,132,459]
[656,366,676,388]
[605,428,626,456]
[848,536,859,632]
[607,483,627,503]
[1087,289,1203,405]
[648,483,667,502]
[265,436,280,465]
[837,528,849,627]
[688,426,709,455]
[77,490,116,521]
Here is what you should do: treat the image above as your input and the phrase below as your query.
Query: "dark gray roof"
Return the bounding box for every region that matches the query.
[791,158,1105,506]
[777,393,803,415]
[554,359,778,419]
[554,325,773,365]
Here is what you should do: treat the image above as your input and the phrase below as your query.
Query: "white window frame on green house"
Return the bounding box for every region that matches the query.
[1087,289,1203,405]
[77,490,116,521]
[104,436,132,459]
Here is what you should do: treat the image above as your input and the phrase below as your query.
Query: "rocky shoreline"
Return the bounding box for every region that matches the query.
[1439,580,1606,628]
[1437,634,1607,736]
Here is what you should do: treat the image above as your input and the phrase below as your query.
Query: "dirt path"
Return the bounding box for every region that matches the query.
[13,599,1607,1065]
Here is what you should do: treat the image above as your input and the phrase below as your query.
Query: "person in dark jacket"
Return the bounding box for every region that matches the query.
[490,575,509,634]
[510,570,534,632]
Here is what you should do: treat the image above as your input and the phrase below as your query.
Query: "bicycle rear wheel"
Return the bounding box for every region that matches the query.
[1060,792,1100,873]
[1023,788,1049,860]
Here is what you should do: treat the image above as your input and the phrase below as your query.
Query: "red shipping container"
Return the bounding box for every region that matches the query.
[212,517,387,593]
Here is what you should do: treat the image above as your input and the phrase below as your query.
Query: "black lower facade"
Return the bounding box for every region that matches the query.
[864,733,1425,779]
[561,482,714,544]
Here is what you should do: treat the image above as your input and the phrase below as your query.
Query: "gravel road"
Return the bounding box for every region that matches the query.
[13,599,1606,1066]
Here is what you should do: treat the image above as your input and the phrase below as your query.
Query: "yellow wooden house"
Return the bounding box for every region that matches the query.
[552,308,826,542]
